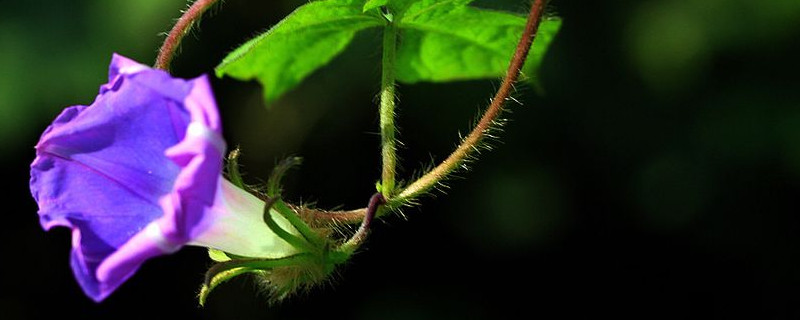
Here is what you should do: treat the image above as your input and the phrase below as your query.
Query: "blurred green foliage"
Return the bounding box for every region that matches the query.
[0,0,182,153]
[627,0,800,93]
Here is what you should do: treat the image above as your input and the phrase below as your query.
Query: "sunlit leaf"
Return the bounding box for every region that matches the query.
[395,1,560,83]
[218,0,560,105]
[216,0,384,104]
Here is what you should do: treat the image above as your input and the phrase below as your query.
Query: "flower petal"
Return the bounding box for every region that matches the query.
[189,179,301,259]
[30,54,223,301]
[94,68,226,300]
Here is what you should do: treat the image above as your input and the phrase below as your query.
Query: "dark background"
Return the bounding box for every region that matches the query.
[2,0,800,318]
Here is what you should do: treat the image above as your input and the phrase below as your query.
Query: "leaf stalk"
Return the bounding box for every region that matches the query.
[379,21,399,198]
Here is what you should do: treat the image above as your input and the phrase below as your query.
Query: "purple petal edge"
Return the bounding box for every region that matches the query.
[30,54,225,302]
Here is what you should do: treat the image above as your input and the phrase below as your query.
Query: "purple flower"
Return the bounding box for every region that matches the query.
[30,54,300,302]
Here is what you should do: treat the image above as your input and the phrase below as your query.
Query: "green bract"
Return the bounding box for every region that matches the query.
[216,0,560,105]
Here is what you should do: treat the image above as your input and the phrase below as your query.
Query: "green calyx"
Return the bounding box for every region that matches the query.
[200,246,350,305]
[200,154,365,306]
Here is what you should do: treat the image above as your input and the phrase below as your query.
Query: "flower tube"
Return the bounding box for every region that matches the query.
[30,54,300,302]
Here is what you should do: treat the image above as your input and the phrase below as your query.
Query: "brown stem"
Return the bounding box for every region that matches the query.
[303,208,367,226]
[155,0,220,71]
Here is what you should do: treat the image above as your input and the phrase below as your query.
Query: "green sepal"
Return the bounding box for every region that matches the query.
[263,157,327,248]
[267,157,303,197]
[273,199,326,248]
[199,254,316,306]
[225,147,245,189]
[262,196,316,252]
[207,248,231,262]
[199,267,256,306]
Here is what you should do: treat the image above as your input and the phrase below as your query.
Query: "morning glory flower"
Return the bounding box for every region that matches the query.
[30,54,301,302]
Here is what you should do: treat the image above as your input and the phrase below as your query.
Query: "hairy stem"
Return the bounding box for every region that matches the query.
[379,22,399,198]
[307,0,549,224]
[155,0,220,71]
[394,0,548,203]
[306,208,367,225]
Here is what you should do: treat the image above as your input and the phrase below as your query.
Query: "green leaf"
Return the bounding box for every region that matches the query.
[395,2,560,83]
[526,17,562,75]
[216,0,384,104]
[525,17,561,88]
[403,0,473,16]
